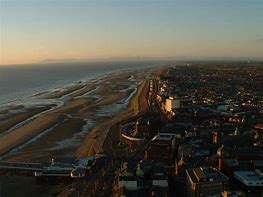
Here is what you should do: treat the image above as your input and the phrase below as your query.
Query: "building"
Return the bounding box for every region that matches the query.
[146,133,175,166]
[114,160,169,196]
[209,190,245,197]
[219,159,239,176]
[34,154,107,179]
[178,137,210,161]
[121,117,151,142]
[165,97,180,112]
[165,98,173,112]
[186,167,229,197]
[213,131,219,144]
[234,170,263,195]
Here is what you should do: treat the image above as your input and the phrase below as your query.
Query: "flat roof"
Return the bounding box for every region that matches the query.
[252,160,263,167]
[222,159,239,167]
[234,170,263,186]
[186,167,228,184]
[209,191,245,197]
[152,133,175,141]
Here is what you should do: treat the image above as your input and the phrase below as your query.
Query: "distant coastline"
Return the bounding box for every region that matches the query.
[0,61,161,106]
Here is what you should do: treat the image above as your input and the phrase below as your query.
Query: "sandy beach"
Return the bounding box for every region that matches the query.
[0,67,154,162]
[0,106,51,134]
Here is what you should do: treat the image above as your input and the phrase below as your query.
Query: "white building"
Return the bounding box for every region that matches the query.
[152,172,169,187]
[165,98,173,112]
[165,97,180,112]
[118,172,138,190]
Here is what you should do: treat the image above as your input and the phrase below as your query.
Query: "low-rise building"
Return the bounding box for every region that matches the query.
[114,160,169,196]
[234,170,263,195]
[209,190,245,197]
[186,167,229,197]
[146,133,175,166]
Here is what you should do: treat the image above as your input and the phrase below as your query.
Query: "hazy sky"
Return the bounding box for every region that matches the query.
[0,0,262,65]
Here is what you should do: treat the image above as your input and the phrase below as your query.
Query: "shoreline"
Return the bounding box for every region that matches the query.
[0,67,154,162]
[0,66,149,107]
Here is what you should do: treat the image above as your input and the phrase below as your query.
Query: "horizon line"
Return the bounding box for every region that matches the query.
[1,56,263,66]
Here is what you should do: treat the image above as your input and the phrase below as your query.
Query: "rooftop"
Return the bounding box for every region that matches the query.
[186,167,228,184]
[209,190,245,197]
[222,159,239,167]
[151,133,175,141]
[234,170,263,186]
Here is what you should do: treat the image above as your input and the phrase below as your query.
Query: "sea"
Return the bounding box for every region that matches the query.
[0,61,162,106]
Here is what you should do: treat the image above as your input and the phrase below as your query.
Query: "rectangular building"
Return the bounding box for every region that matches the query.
[147,133,175,166]
[234,170,263,195]
[186,167,229,197]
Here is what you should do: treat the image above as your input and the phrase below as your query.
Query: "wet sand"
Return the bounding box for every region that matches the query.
[0,106,51,134]
[42,84,98,101]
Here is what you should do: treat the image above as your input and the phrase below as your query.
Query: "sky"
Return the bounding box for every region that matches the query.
[0,0,263,65]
